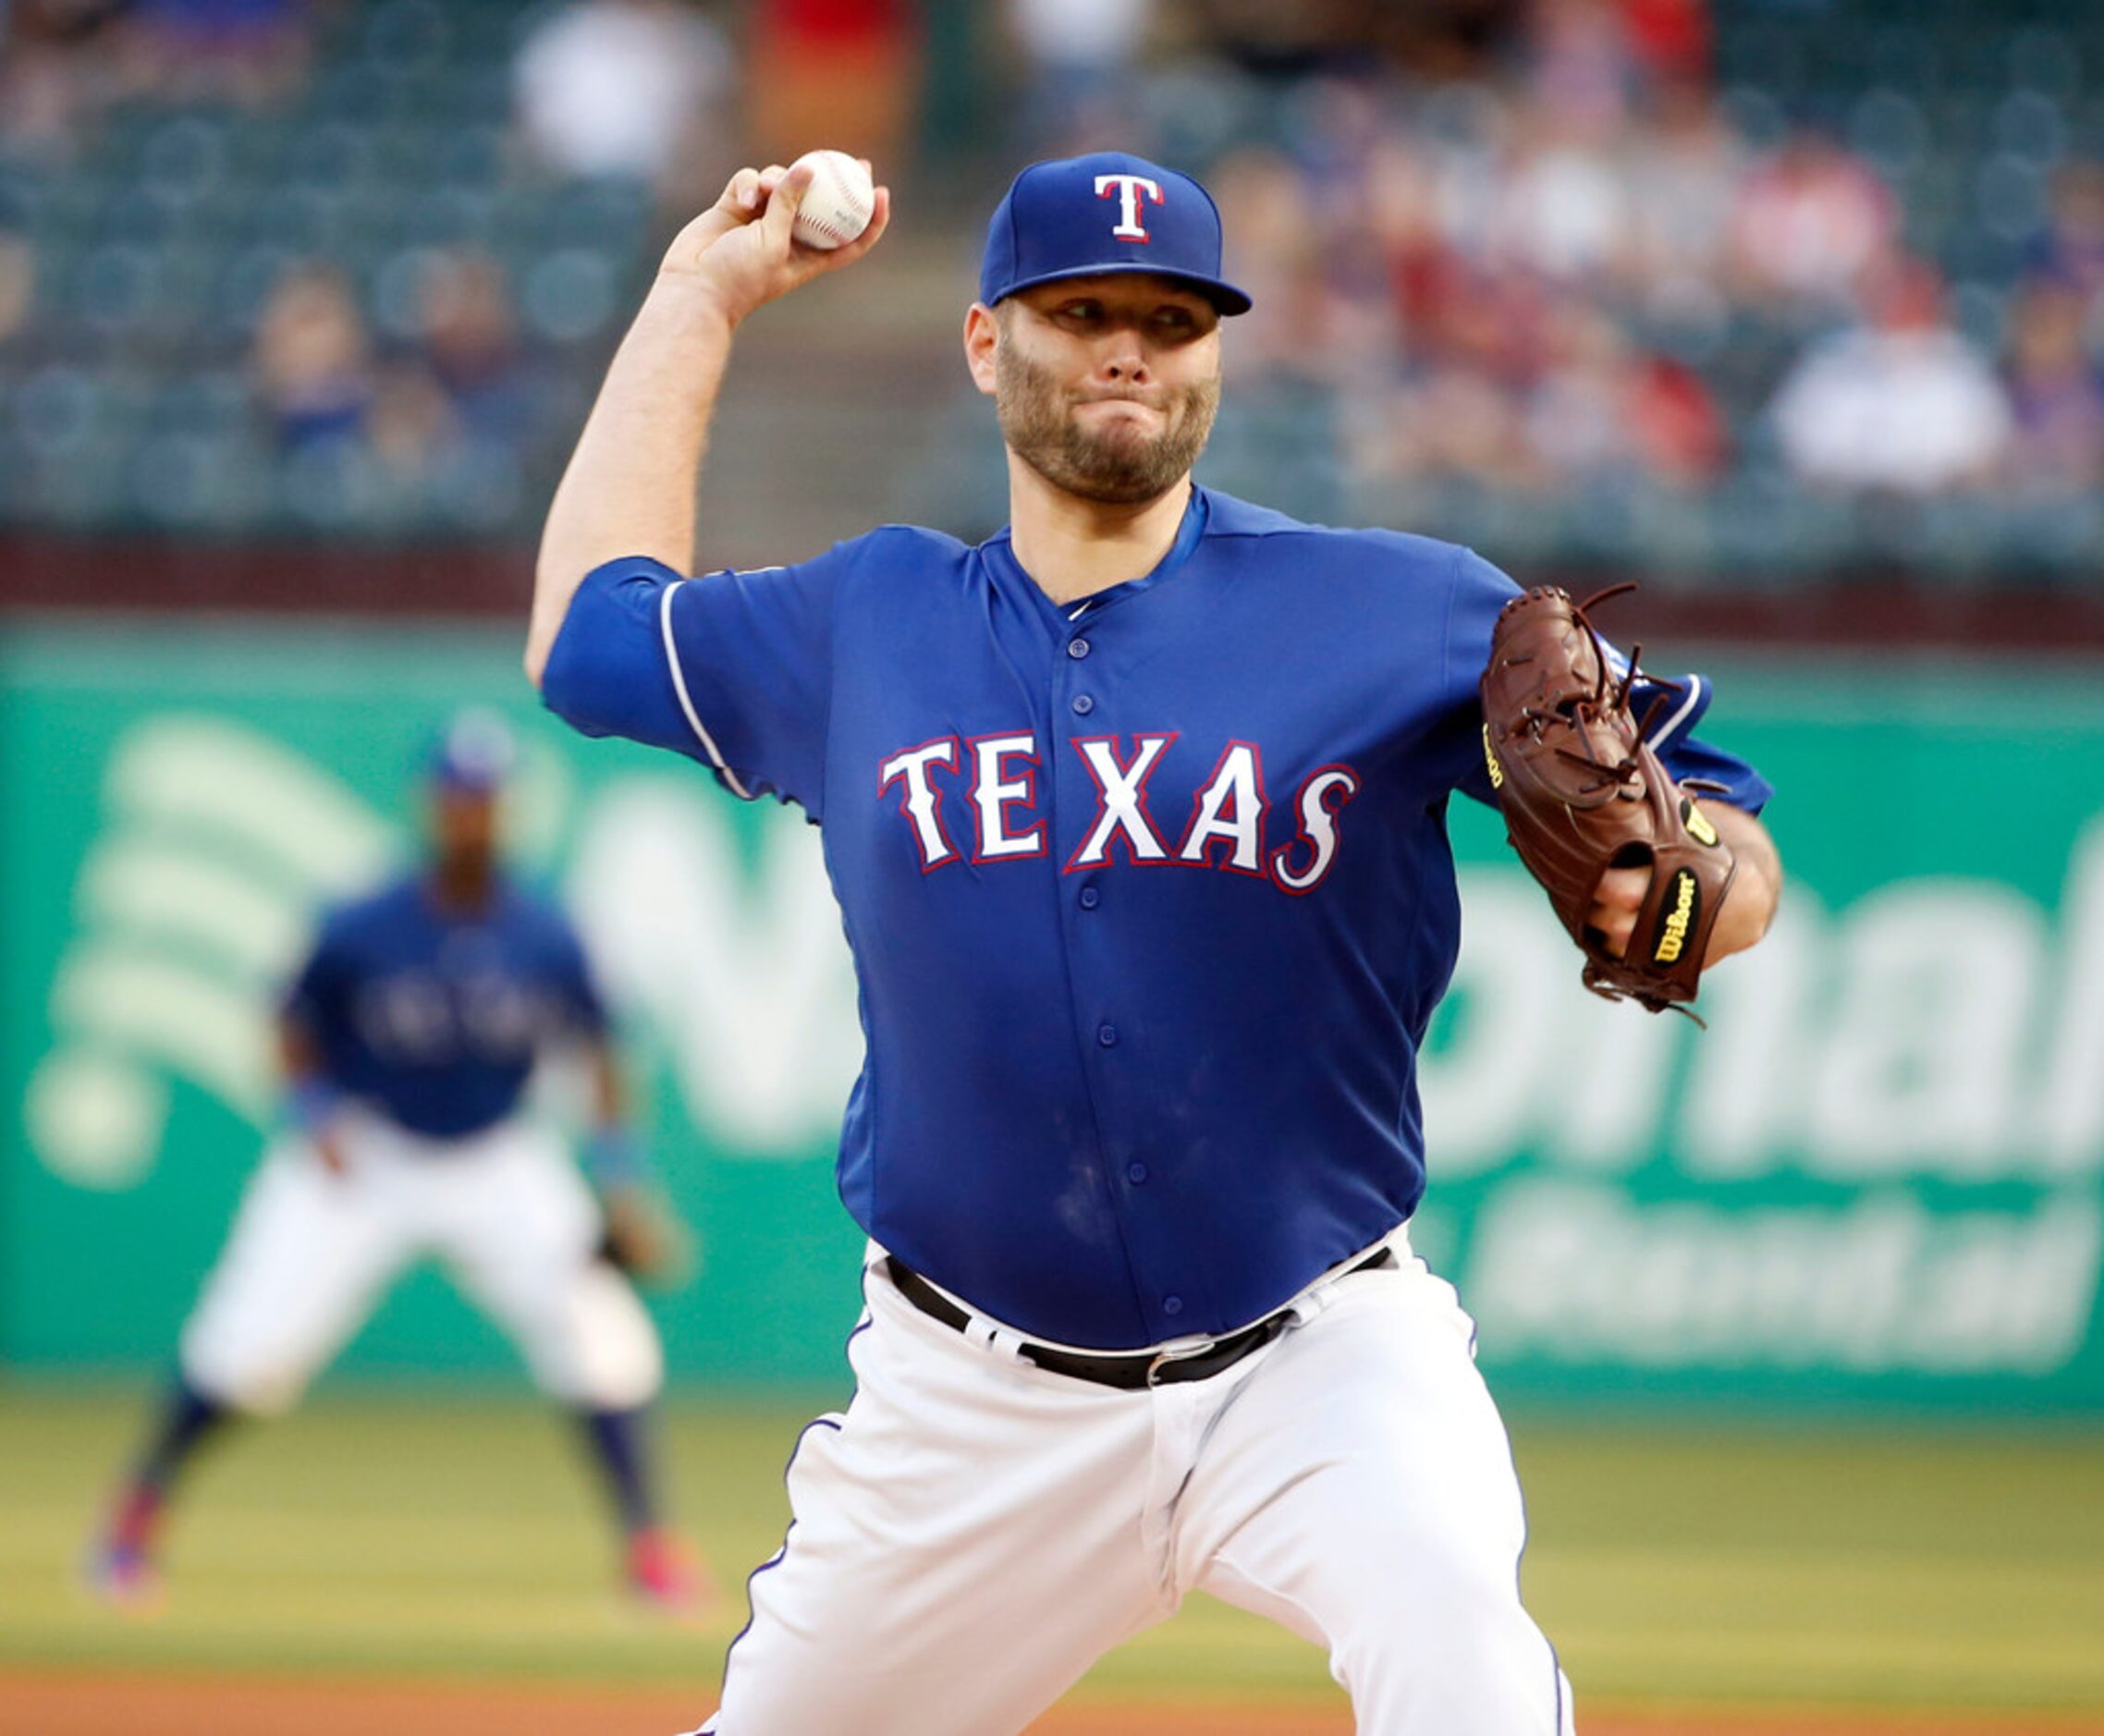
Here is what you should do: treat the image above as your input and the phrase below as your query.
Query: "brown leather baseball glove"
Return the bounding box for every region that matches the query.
[1478,585,1736,1015]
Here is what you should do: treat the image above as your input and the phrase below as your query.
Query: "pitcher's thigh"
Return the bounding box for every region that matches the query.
[1183,1271,1574,1735]
[703,1298,1172,1736]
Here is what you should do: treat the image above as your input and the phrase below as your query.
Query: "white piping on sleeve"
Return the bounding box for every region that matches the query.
[1651,672,1705,748]
[659,579,753,801]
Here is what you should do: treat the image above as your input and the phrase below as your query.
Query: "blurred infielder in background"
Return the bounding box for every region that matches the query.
[527,152,1784,1730]
[90,712,706,1613]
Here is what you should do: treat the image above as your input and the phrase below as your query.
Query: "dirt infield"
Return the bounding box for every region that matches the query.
[5,1671,2103,1736]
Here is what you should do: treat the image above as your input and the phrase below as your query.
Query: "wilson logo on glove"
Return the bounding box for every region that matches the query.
[1651,868,1701,965]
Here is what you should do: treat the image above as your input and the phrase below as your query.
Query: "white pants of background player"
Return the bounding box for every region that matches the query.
[180,1109,662,1415]
[696,1231,1575,1736]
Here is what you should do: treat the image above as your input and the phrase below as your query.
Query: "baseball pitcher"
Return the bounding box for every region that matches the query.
[527,153,1782,1732]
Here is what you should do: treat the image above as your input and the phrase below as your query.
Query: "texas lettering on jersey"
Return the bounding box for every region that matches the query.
[877,730,1362,897]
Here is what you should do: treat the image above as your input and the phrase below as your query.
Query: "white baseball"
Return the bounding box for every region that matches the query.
[788,149,875,251]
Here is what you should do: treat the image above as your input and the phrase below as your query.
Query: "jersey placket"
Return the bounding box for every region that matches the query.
[1045,593,1211,1346]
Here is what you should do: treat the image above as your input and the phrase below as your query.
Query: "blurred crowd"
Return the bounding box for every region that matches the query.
[2,0,2102,554]
[0,0,955,526]
[0,0,314,138]
[1005,0,2104,512]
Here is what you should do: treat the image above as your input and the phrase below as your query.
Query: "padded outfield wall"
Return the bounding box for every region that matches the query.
[2,617,2100,1411]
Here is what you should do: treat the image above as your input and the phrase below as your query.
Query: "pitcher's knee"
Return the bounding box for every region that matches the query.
[1336,1567,1563,1733]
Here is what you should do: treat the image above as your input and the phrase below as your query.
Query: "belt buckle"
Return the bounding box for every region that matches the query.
[1144,1334,1224,1388]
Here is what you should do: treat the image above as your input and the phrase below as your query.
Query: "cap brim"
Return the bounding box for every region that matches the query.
[995,262,1253,316]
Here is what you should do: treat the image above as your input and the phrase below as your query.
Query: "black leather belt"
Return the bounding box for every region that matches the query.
[884,1248,1398,1390]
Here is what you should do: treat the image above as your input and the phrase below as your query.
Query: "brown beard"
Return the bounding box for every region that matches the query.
[994,340,1220,506]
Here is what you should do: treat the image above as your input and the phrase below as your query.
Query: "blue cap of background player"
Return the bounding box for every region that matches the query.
[427,708,515,793]
[979,152,1253,316]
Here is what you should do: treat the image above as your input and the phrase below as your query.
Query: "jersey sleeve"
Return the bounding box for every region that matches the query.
[1442,547,1773,814]
[540,538,862,817]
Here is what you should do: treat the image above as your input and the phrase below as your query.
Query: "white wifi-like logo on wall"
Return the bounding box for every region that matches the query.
[25,715,392,1191]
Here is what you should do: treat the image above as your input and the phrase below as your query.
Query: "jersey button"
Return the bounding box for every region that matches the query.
[1163,1295,1183,1316]
[1068,637,1091,659]
[1097,1023,1118,1047]
[1127,1161,1148,1184]
[1079,886,1100,910]
[1071,693,1095,715]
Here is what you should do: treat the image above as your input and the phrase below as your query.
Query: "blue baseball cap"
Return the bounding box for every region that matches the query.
[979,152,1252,316]
[427,708,515,793]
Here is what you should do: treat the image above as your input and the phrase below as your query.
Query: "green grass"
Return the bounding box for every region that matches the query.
[1512,1425,2104,1712]
[3,1383,2101,1715]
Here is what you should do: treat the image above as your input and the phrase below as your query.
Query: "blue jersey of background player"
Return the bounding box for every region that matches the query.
[285,835,606,1150]
[522,152,1783,1732]
[92,713,706,1614]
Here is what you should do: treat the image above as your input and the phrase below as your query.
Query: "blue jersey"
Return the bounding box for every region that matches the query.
[284,872,607,1141]
[543,487,1770,1348]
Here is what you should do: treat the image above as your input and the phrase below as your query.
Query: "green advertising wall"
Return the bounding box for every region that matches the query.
[4,619,2101,1410]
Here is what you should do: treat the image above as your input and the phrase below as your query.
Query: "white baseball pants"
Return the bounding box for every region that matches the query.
[697,1237,1574,1735]
[180,1111,662,1414]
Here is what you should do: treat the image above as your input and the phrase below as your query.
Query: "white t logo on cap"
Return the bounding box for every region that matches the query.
[1095,173,1164,241]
